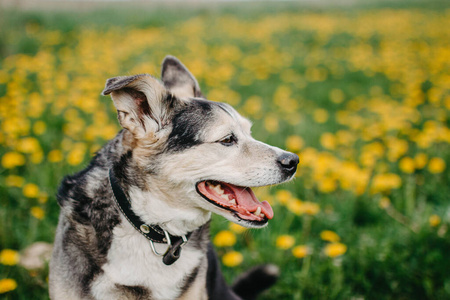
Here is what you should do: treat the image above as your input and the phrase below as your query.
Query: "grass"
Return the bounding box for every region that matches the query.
[1,2,450,299]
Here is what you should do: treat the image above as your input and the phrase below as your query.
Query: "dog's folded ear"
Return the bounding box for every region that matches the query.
[102,74,176,138]
[161,55,204,99]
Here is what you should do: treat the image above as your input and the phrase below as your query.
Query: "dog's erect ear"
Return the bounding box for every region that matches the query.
[161,55,203,99]
[102,74,175,138]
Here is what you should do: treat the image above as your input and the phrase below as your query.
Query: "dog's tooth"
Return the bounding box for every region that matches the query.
[220,193,229,201]
[260,213,265,218]
[229,199,236,205]
[211,184,224,195]
[254,206,261,216]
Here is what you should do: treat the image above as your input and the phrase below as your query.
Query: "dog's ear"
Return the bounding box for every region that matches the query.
[102,74,176,138]
[161,55,204,99]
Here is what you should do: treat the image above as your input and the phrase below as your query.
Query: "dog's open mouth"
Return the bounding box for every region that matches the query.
[196,180,274,224]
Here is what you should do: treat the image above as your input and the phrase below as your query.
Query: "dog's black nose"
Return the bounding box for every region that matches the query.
[277,153,299,175]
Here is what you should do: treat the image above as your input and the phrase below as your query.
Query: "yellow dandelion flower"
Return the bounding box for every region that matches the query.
[0,278,17,294]
[399,157,415,174]
[67,144,87,166]
[286,135,304,152]
[264,115,279,133]
[33,121,47,135]
[429,215,441,227]
[23,183,40,198]
[38,192,49,204]
[17,137,41,154]
[324,243,347,258]
[320,230,340,242]
[320,132,336,150]
[243,96,262,116]
[275,190,292,205]
[428,157,446,174]
[5,175,25,187]
[31,207,45,220]
[222,251,243,267]
[287,199,303,215]
[313,109,329,123]
[300,202,320,216]
[229,223,247,234]
[292,245,311,258]
[318,177,337,193]
[329,89,345,104]
[0,249,20,266]
[48,149,63,163]
[379,197,391,209]
[1,152,26,169]
[276,235,295,250]
[370,173,402,194]
[414,153,428,169]
[213,230,237,247]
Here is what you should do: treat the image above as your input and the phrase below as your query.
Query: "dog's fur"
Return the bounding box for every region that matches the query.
[49,56,299,300]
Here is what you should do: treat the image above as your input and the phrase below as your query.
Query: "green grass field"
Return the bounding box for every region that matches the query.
[1,2,450,299]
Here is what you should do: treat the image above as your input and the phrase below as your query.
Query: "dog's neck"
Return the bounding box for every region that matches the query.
[126,184,212,236]
[113,130,212,237]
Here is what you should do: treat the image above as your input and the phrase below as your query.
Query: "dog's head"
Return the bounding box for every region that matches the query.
[102,56,298,229]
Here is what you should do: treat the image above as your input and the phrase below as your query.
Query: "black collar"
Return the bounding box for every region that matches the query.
[108,168,191,265]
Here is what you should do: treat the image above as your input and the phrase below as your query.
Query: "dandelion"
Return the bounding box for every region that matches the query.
[370,173,402,194]
[429,215,441,227]
[213,230,237,247]
[23,183,40,198]
[287,199,303,215]
[286,135,304,152]
[275,190,292,205]
[324,243,347,258]
[5,175,25,187]
[1,152,26,169]
[48,149,63,163]
[31,207,45,220]
[317,178,337,193]
[428,157,446,174]
[17,137,41,154]
[399,157,415,174]
[320,133,336,150]
[0,249,20,266]
[0,278,17,294]
[33,121,46,135]
[67,143,87,166]
[243,96,263,116]
[379,197,391,209]
[264,115,279,133]
[313,109,329,123]
[414,153,428,169]
[276,235,295,250]
[292,245,311,258]
[299,202,320,216]
[222,251,243,267]
[229,223,247,234]
[320,230,340,242]
[329,89,345,104]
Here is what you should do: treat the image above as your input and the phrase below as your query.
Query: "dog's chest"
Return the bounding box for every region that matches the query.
[91,223,206,300]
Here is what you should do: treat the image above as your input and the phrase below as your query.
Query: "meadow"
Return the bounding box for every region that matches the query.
[1,3,450,299]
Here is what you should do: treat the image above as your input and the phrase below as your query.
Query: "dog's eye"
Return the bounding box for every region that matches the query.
[219,134,237,146]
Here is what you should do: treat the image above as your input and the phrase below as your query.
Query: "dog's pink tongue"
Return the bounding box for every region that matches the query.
[230,185,274,219]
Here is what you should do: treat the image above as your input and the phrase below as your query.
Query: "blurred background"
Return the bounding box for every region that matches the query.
[0,0,449,299]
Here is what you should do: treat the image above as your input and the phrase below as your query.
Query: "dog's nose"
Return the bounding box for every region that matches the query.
[277,153,299,175]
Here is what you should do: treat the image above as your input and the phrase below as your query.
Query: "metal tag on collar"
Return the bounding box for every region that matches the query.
[162,234,188,265]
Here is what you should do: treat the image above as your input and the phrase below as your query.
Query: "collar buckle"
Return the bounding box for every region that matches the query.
[149,229,172,256]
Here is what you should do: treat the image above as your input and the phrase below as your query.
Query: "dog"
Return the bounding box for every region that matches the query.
[49,56,299,300]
